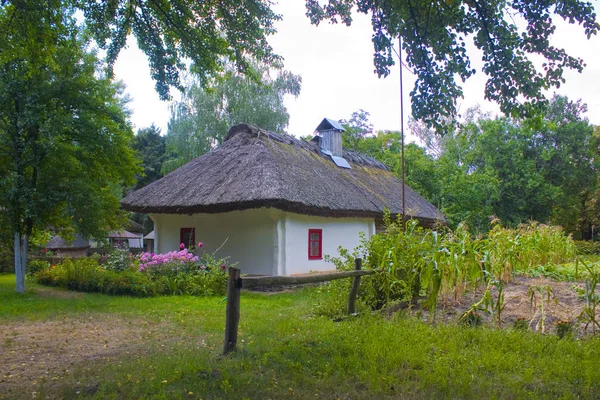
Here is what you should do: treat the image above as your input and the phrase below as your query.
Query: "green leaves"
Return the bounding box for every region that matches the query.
[163,63,302,174]
[77,0,282,100]
[306,0,599,130]
[0,3,139,243]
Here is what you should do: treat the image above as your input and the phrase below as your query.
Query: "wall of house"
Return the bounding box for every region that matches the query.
[56,248,89,259]
[128,235,143,249]
[149,209,376,276]
[150,209,277,275]
[282,212,375,275]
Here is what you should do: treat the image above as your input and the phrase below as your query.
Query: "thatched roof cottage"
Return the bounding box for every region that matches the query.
[45,234,90,258]
[121,119,444,275]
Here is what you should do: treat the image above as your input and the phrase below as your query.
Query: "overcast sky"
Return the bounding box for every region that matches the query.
[113,1,600,140]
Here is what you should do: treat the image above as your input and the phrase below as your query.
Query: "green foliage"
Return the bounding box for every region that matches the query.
[35,255,227,298]
[577,261,600,334]
[0,244,12,273]
[26,259,50,278]
[162,64,301,173]
[36,258,156,296]
[513,318,529,331]
[30,0,283,100]
[575,241,600,255]
[0,3,139,291]
[102,248,132,272]
[340,109,373,150]
[316,215,576,318]
[527,285,555,333]
[0,4,138,238]
[306,1,599,130]
[556,320,576,339]
[131,124,167,190]
[345,96,598,237]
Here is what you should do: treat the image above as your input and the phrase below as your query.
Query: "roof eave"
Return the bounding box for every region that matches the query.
[121,199,443,225]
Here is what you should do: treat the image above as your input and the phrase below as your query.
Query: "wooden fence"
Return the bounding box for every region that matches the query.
[223,258,374,354]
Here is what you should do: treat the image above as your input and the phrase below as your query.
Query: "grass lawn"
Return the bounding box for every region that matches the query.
[1,274,600,399]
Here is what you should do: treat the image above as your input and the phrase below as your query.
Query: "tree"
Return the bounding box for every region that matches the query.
[433,97,597,235]
[9,2,594,131]
[130,125,167,235]
[131,125,167,190]
[1,0,282,100]
[0,4,138,292]
[162,64,301,173]
[530,96,597,236]
[340,109,374,150]
[306,0,599,130]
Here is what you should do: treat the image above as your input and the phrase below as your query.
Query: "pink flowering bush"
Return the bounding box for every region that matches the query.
[137,247,200,276]
[133,243,230,295]
[35,241,230,297]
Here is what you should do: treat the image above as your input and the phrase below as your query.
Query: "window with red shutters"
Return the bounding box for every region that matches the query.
[308,229,322,260]
[180,228,195,249]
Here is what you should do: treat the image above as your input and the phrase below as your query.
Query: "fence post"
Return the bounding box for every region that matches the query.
[223,267,241,355]
[347,258,363,315]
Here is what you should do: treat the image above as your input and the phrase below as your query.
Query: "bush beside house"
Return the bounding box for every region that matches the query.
[35,245,229,297]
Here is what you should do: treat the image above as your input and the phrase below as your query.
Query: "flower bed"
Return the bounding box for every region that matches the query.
[35,243,229,297]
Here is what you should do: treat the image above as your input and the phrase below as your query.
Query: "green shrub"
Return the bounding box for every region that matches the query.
[26,259,51,277]
[36,258,156,297]
[0,244,13,273]
[316,214,577,319]
[574,240,600,255]
[312,279,354,318]
[102,247,132,272]
[556,320,576,339]
[513,318,529,331]
[35,254,227,297]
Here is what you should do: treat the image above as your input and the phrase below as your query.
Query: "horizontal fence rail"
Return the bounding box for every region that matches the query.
[223,258,373,354]
[242,269,375,289]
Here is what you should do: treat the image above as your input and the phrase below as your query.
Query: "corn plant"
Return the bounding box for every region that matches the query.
[316,214,577,320]
[528,285,555,333]
[460,272,505,328]
[578,261,600,334]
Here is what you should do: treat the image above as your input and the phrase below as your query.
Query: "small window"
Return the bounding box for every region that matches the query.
[308,229,322,260]
[180,228,195,249]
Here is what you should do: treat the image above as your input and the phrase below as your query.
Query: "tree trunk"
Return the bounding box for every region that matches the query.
[14,231,28,294]
[14,232,24,293]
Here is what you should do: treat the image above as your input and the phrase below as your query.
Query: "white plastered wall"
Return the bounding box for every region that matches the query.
[149,209,375,276]
[281,212,375,275]
[150,209,277,275]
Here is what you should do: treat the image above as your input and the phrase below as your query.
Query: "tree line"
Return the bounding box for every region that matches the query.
[341,98,599,238]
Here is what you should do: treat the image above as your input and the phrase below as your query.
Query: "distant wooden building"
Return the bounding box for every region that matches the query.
[121,119,445,276]
[108,230,143,249]
[144,230,155,253]
[45,234,90,258]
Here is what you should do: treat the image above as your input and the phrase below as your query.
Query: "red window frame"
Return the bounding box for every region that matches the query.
[180,228,195,249]
[308,229,323,260]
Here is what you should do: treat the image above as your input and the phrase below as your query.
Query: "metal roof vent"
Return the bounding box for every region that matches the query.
[315,117,351,169]
[320,148,351,169]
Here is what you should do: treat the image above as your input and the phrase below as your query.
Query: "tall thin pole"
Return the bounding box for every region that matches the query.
[399,36,406,232]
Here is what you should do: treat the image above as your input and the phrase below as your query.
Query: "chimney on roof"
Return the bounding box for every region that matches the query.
[315,118,345,157]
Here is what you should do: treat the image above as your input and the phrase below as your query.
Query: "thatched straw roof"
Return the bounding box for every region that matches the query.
[122,124,445,225]
[126,219,144,233]
[108,230,141,240]
[45,234,90,250]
